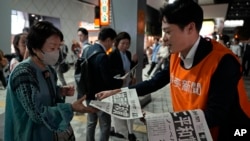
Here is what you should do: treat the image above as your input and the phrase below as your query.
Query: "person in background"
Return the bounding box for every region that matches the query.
[84,27,123,141]
[145,46,152,65]
[0,49,8,89]
[144,37,160,77]
[242,37,250,76]
[77,27,91,54]
[54,40,69,86]
[230,38,241,58]
[96,1,250,141]
[4,21,97,141]
[219,34,230,48]
[22,27,30,58]
[71,40,82,59]
[22,27,30,34]
[153,38,170,76]
[76,27,91,106]
[108,32,138,141]
[10,33,28,72]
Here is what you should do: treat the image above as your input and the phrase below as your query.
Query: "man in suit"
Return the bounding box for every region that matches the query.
[77,27,91,54]
[85,27,123,141]
[96,1,250,141]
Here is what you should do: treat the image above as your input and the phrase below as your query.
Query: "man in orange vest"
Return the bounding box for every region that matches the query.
[96,0,250,140]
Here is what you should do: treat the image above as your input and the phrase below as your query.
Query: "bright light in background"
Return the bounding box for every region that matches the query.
[200,21,215,38]
[168,0,175,4]
[224,20,244,27]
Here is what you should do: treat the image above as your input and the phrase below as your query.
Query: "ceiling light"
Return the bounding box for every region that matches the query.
[224,20,244,27]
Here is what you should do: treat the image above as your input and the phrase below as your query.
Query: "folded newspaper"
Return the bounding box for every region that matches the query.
[145,109,213,141]
[90,88,143,120]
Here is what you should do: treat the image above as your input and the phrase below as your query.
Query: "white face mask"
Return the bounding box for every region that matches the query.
[40,50,59,66]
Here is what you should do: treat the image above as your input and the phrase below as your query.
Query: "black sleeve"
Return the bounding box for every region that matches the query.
[204,54,241,128]
[129,59,170,96]
[108,52,123,76]
[99,54,123,89]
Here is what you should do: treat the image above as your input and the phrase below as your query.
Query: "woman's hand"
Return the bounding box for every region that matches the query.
[72,95,98,113]
[60,85,75,96]
[132,54,138,63]
[95,89,121,100]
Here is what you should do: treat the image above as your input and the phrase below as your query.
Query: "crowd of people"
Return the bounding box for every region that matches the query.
[1,0,250,141]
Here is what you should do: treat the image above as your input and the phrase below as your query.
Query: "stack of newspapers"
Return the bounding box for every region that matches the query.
[90,88,212,141]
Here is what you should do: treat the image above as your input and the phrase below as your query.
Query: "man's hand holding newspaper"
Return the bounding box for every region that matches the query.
[91,88,143,120]
[95,89,121,100]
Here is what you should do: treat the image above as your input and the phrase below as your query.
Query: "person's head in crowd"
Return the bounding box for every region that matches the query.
[114,32,131,52]
[220,34,230,46]
[98,27,117,50]
[27,21,63,66]
[13,33,27,61]
[153,37,159,45]
[22,27,30,34]
[160,0,203,56]
[77,27,88,43]
[232,38,240,45]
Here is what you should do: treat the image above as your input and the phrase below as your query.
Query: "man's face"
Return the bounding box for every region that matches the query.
[161,17,191,54]
[77,31,87,42]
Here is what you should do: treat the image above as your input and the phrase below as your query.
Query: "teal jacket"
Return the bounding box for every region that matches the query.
[4,58,73,141]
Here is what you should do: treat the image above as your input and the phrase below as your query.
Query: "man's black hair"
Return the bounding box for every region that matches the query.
[78,28,88,36]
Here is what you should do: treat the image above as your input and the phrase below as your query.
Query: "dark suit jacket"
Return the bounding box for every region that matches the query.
[86,43,123,100]
[129,37,250,141]
[109,48,137,77]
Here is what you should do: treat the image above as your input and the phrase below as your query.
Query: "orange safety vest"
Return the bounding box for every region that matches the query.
[170,40,250,140]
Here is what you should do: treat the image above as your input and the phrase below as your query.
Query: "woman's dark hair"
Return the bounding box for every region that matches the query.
[160,0,203,32]
[114,32,131,48]
[13,33,26,61]
[27,21,63,56]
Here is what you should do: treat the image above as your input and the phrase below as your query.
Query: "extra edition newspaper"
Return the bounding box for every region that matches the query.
[90,88,143,120]
[145,109,213,141]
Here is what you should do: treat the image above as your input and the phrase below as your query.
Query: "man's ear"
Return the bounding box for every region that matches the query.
[187,22,196,33]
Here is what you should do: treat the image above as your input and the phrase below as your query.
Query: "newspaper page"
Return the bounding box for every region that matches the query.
[113,64,138,79]
[90,88,143,120]
[145,109,213,141]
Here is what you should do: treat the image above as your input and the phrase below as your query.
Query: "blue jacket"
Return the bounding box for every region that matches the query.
[151,44,160,62]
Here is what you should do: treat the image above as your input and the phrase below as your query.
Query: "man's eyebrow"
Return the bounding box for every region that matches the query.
[162,27,169,31]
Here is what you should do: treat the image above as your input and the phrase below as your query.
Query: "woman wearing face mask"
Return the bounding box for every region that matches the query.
[4,21,97,141]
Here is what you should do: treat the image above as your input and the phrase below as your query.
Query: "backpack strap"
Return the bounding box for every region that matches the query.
[81,43,91,57]
[82,46,104,61]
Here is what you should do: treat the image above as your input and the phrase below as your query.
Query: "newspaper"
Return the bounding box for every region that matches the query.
[113,64,138,79]
[145,109,213,141]
[90,88,143,120]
